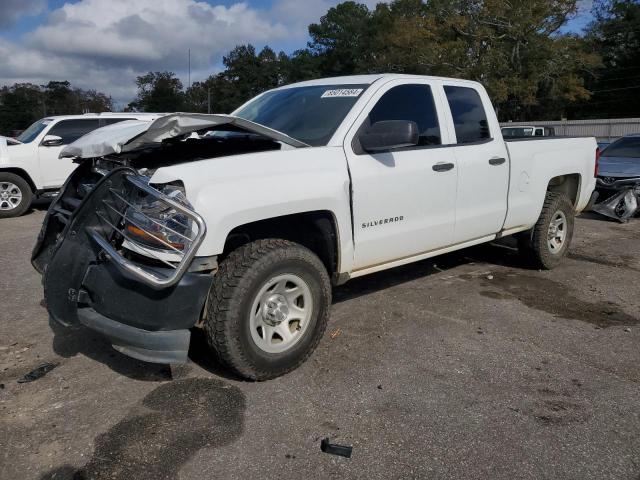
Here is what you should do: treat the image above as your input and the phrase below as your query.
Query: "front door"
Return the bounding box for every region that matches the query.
[345,81,458,272]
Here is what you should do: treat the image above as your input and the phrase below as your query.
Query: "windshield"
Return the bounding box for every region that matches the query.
[502,127,533,137]
[234,84,369,146]
[16,119,52,143]
[601,137,640,159]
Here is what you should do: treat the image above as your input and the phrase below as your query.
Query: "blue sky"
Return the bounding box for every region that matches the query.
[0,0,595,107]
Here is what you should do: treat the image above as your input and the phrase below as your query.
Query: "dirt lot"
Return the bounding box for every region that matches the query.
[1,206,639,480]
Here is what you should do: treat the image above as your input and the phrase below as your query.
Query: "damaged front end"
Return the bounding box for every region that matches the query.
[593,177,640,222]
[32,113,304,364]
[32,162,214,363]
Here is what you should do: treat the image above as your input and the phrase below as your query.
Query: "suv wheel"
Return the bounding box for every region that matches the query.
[204,239,331,380]
[0,173,32,218]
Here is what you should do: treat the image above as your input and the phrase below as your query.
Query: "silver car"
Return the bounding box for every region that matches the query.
[594,135,640,221]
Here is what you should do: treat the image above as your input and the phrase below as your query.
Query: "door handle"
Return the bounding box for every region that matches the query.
[432,162,455,172]
[489,157,506,166]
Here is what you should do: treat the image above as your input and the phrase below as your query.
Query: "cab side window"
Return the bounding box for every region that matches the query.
[368,84,442,146]
[47,119,100,145]
[444,86,491,144]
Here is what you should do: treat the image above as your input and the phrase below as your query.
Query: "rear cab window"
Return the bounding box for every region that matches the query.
[444,85,491,144]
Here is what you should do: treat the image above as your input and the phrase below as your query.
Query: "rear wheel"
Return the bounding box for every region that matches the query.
[204,239,331,380]
[0,173,32,218]
[518,192,574,270]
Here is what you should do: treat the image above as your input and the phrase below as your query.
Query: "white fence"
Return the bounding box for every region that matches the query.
[500,118,640,141]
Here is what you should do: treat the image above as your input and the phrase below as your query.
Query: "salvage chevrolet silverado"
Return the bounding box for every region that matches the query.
[32,75,598,380]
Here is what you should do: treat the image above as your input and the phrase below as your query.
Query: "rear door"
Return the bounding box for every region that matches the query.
[442,85,509,243]
[39,119,100,188]
[345,80,458,271]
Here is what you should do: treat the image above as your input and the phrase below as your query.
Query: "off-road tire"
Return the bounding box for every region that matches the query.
[204,239,331,380]
[518,191,574,270]
[0,172,32,218]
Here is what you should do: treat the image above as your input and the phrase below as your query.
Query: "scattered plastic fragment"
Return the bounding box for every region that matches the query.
[487,275,494,280]
[321,438,352,458]
[330,328,342,339]
[592,188,639,222]
[17,362,58,383]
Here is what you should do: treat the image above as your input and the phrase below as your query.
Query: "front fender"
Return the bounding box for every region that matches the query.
[150,146,355,273]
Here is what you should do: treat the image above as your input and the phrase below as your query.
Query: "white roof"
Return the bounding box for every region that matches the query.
[274,73,482,90]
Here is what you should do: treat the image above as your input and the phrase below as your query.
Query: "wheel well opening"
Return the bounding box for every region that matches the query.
[222,211,339,277]
[547,174,580,207]
[0,168,36,192]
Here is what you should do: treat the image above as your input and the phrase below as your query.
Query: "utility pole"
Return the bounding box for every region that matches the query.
[188,49,191,89]
[207,87,212,114]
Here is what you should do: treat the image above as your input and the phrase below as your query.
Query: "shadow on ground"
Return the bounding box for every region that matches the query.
[39,378,246,480]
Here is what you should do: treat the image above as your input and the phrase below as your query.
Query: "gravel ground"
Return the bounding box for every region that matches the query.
[1,206,639,480]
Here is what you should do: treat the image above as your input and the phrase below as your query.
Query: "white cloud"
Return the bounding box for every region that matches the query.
[0,0,46,27]
[0,0,386,106]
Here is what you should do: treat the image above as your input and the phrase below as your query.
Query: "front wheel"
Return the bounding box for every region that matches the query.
[0,173,32,218]
[518,191,574,270]
[204,239,331,380]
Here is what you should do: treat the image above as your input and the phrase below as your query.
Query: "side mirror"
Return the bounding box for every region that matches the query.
[41,135,63,147]
[359,120,419,153]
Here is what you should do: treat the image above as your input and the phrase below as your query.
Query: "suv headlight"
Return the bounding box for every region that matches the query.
[123,182,195,252]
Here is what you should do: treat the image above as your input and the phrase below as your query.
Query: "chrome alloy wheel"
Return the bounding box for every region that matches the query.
[249,274,313,354]
[547,210,567,254]
[0,182,22,211]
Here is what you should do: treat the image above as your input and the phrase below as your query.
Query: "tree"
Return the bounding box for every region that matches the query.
[371,0,600,120]
[0,82,112,136]
[575,0,640,118]
[129,72,185,112]
[308,1,379,75]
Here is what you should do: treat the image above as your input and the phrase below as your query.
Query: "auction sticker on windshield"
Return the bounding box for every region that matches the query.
[321,88,364,98]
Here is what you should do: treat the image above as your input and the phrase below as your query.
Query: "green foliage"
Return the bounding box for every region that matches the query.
[0,81,112,136]
[129,71,185,112]
[573,0,640,118]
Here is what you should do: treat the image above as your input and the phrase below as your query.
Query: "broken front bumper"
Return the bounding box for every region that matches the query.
[32,163,213,363]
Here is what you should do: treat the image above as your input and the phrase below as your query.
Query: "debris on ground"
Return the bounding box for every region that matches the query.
[330,328,343,339]
[320,438,353,458]
[17,362,58,383]
[487,275,494,280]
[592,188,639,222]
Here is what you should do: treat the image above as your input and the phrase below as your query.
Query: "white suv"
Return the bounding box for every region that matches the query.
[0,113,159,218]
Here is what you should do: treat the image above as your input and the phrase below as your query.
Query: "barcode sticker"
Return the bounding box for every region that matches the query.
[321,88,364,98]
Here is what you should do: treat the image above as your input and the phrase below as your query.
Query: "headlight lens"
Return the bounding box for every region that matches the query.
[123,182,194,252]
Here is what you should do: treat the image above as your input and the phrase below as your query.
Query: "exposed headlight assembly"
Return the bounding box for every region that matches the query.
[123,181,196,253]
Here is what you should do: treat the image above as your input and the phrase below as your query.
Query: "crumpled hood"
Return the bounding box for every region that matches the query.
[60,113,309,159]
[598,155,640,177]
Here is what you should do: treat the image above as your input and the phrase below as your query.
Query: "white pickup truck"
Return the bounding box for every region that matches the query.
[0,113,158,218]
[32,74,598,380]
